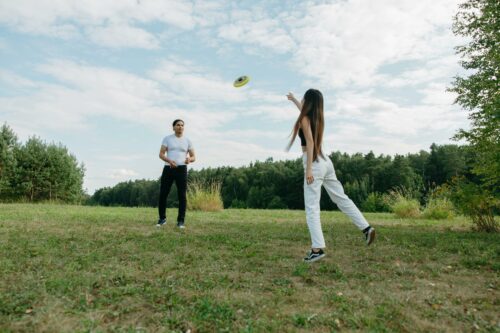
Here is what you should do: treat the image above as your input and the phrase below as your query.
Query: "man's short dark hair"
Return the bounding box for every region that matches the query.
[172,119,184,126]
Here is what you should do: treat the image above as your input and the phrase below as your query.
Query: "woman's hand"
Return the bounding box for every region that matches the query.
[287,92,302,111]
[306,169,314,185]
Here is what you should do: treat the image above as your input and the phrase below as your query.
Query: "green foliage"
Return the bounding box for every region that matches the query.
[229,199,246,209]
[450,0,500,188]
[424,144,469,186]
[0,123,19,199]
[362,192,390,212]
[449,178,499,232]
[423,198,455,220]
[89,144,478,212]
[422,186,456,220]
[187,180,224,211]
[0,124,85,203]
[384,188,421,219]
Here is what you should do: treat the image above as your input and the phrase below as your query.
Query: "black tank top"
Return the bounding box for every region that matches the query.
[298,128,306,146]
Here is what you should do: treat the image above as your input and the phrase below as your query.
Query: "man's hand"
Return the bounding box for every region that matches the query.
[168,160,177,168]
[185,156,191,165]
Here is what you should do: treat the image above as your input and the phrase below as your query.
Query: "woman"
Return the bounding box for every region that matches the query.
[287,89,375,262]
[157,119,196,229]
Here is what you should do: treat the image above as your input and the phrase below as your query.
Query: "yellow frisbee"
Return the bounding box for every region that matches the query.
[233,75,250,88]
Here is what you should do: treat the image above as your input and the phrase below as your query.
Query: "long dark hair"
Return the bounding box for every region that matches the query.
[287,89,324,161]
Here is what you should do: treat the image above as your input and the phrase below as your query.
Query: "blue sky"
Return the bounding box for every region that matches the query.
[0,0,469,194]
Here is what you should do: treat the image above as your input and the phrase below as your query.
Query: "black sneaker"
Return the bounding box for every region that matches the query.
[177,221,185,229]
[363,226,376,246]
[304,249,325,263]
[156,219,166,227]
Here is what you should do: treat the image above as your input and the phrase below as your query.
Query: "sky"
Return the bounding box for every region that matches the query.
[0,0,469,194]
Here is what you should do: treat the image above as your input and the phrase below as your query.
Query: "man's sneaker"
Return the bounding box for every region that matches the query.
[177,221,185,229]
[304,249,325,263]
[363,226,376,246]
[156,219,166,227]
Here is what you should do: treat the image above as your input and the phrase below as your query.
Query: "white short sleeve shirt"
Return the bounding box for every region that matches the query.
[161,134,193,166]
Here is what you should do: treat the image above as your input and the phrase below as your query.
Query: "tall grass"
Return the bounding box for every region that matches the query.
[422,198,455,220]
[422,187,455,220]
[187,180,224,211]
[383,187,421,218]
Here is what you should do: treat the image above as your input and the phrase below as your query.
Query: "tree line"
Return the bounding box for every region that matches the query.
[0,124,85,203]
[88,143,476,211]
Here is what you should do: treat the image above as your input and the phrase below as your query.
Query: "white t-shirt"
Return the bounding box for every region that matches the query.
[161,134,193,166]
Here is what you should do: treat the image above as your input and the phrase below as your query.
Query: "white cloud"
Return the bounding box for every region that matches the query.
[149,58,245,104]
[375,55,463,88]
[0,0,200,48]
[0,59,294,192]
[288,0,462,88]
[109,168,138,180]
[218,9,296,54]
[0,70,39,89]
[0,0,471,193]
[333,90,465,136]
[87,24,160,49]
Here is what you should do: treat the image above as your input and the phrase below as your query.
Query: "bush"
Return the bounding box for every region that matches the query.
[449,179,498,232]
[384,187,421,218]
[187,180,223,212]
[422,198,455,220]
[267,196,287,209]
[230,199,246,209]
[362,192,390,212]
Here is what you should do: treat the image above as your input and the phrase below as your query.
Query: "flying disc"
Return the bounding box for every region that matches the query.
[233,75,250,88]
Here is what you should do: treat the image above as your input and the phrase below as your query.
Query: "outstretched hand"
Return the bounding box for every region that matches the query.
[287,92,295,101]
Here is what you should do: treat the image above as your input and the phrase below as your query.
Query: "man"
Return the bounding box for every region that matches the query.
[157,119,196,228]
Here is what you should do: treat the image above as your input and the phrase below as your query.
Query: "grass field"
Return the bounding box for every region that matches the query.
[0,204,498,332]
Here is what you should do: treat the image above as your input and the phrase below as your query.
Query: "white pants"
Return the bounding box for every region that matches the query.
[303,153,369,248]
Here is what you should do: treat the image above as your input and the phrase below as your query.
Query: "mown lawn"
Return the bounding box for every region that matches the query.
[0,204,498,332]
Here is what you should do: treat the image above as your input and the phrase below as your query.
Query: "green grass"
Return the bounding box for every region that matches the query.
[0,204,499,332]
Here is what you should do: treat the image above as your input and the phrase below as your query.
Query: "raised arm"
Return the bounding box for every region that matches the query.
[287,92,302,111]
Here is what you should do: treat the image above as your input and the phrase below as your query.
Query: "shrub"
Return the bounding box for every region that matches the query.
[362,192,390,212]
[267,196,287,209]
[187,180,223,212]
[422,198,455,220]
[383,187,421,218]
[230,199,246,209]
[449,179,498,232]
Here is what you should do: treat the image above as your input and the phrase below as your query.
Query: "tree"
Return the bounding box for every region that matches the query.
[10,135,85,203]
[0,124,19,199]
[449,0,499,232]
[450,0,500,189]
[425,144,467,186]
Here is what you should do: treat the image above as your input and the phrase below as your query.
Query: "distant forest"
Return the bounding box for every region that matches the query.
[88,143,476,212]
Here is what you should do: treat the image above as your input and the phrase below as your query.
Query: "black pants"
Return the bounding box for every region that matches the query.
[158,165,187,222]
